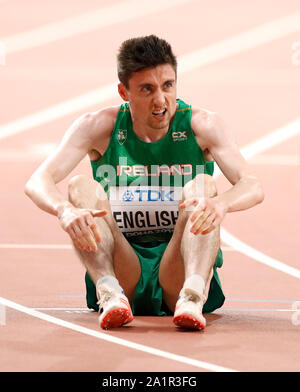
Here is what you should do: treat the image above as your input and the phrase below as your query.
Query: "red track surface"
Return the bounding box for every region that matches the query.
[0,0,299,372]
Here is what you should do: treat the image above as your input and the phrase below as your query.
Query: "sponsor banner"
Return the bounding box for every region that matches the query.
[109,186,182,233]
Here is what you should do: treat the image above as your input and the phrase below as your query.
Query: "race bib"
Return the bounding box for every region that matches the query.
[109,186,183,236]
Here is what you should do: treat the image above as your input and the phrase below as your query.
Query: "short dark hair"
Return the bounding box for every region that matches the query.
[117,35,177,88]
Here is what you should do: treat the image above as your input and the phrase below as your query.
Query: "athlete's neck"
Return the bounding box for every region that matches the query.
[132,124,169,143]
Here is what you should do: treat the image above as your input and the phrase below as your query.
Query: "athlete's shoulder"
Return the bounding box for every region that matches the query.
[191,106,224,135]
[190,106,227,150]
[66,106,119,144]
[75,105,120,138]
[191,106,220,130]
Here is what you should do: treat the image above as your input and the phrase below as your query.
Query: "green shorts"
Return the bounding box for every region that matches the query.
[85,241,225,316]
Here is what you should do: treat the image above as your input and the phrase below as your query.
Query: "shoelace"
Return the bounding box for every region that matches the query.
[97,290,113,312]
[182,292,206,304]
[183,294,198,303]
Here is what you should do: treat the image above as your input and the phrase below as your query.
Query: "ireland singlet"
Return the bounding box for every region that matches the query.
[85,99,225,315]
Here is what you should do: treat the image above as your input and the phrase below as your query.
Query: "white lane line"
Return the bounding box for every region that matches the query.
[0,244,73,249]
[227,298,300,303]
[216,308,296,312]
[220,245,234,251]
[178,11,300,73]
[221,228,300,279]
[34,308,90,311]
[215,118,300,279]
[0,297,237,373]
[1,0,193,54]
[0,304,6,325]
[241,119,300,160]
[0,83,117,140]
[214,118,300,178]
[1,12,300,140]
[249,154,300,166]
[0,143,58,161]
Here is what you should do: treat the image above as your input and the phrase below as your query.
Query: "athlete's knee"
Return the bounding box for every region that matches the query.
[183,173,217,200]
[68,174,89,190]
[68,175,88,203]
[68,174,105,208]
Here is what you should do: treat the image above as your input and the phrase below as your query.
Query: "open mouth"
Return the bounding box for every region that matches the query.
[152,108,167,118]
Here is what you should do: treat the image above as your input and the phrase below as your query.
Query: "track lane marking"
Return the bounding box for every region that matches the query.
[220,229,300,279]
[0,297,238,373]
[249,154,300,166]
[1,12,300,140]
[215,118,300,279]
[1,0,193,54]
[178,11,300,73]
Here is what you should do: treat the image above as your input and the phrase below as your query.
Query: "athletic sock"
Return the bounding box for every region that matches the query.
[182,274,205,296]
[96,275,123,299]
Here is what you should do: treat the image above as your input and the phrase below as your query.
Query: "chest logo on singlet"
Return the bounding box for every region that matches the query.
[117,129,127,145]
[172,130,188,142]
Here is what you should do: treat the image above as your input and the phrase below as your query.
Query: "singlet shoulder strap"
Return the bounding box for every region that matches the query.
[112,102,132,135]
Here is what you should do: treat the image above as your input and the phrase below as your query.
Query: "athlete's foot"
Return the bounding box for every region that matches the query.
[173,288,206,330]
[97,284,133,330]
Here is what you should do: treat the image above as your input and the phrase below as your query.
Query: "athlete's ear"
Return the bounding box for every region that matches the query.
[118,83,129,101]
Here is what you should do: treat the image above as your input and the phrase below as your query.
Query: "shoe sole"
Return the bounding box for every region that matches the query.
[173,314,205,330]
[100,307,133,330]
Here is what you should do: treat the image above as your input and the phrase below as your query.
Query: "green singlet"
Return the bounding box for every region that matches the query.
[85,99,225,315]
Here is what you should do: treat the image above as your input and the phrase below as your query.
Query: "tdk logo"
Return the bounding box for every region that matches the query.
[122,189,175,202]
[122,190,134,202]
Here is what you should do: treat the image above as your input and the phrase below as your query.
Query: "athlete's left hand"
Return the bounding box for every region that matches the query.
[179,197,227,235]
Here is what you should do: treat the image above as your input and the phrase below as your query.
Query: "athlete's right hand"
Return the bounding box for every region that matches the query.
[58,205,107,252]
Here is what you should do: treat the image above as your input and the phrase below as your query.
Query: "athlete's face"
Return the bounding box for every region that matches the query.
[118,64,177,134]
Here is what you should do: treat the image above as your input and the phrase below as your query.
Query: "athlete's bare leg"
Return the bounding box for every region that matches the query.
[159,174,220,312]
[68,174,141,303]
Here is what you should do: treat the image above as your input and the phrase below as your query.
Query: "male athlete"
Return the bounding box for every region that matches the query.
[25,35,264,331]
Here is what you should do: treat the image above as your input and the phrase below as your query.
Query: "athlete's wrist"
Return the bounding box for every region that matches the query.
[213,195,230,215]
[55,200,74,219]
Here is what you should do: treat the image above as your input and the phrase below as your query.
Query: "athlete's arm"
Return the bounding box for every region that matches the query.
[25,107,117,250]
[182,107,264,235]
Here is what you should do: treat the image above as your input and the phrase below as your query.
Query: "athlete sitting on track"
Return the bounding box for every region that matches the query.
[25,35,264,331]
